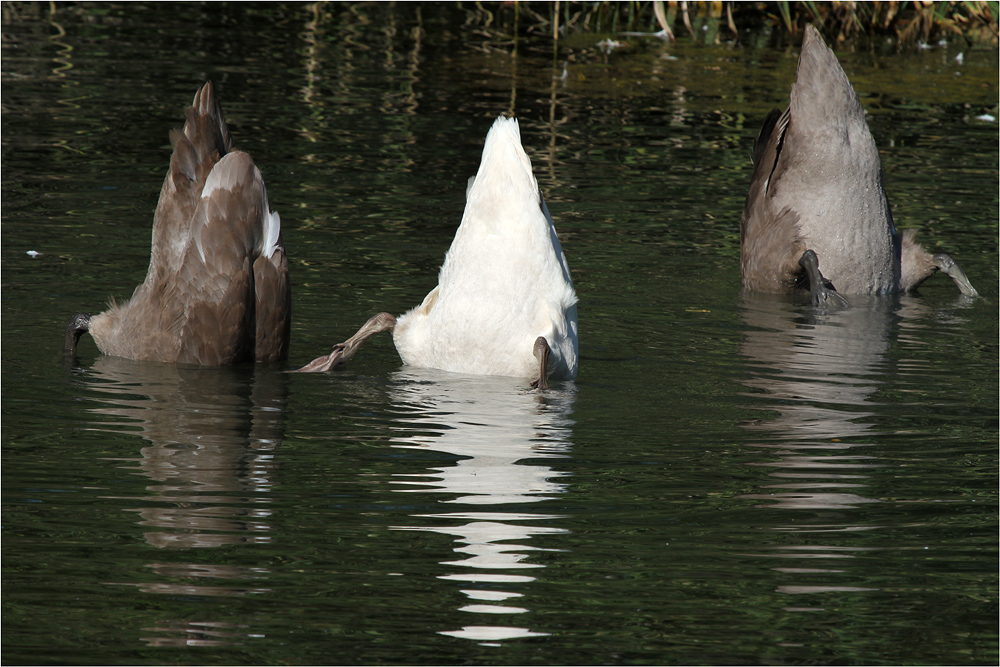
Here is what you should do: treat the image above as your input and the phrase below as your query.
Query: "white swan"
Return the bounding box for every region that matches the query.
[298,116,578,388]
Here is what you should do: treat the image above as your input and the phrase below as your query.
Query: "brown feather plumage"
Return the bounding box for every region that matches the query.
[75,82,290,364]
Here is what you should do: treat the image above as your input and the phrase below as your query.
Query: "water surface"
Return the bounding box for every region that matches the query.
[3,4,997,665]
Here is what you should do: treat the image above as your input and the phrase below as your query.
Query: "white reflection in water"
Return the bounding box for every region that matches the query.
[438,626,550,642]
[386,368,576,643]
[78,356,286,646]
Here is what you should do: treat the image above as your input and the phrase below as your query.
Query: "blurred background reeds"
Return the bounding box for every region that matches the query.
[451,1,998,49]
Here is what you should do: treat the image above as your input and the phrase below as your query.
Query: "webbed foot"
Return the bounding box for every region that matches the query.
[799,250,851,308]
[294,312,396,373]
[932,253,979,297]
[530,336,551,390]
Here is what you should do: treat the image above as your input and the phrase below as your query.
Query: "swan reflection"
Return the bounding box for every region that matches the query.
[737,293,976,613]
[738,294,896,509]
[77,356,286,646]
[737,294,897,610]
[386,368,576,643]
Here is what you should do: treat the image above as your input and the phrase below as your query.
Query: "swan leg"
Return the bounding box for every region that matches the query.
[293,312,396,373]
[530,336,550,390]
[799,250,851,308]
[932,253,979,297]
[64,312,91,357]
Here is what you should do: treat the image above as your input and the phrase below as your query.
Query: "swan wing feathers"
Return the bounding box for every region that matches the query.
[741,108,804,290]
[149,82,232,282]
[167,85,289,363]
[191,151,265,278]
[177,256,254,365]
[253,245,291,362]
[175,150,289,363]
[89,83,289,364]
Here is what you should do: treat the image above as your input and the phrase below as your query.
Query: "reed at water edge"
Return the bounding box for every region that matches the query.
[476,1,998,48]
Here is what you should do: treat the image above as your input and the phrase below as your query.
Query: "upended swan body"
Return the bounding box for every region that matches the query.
[64,82,291,365]
[740,24,978,303]
[298,116,578,388]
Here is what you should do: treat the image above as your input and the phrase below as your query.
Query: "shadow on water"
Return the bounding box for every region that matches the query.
[384,369,576,644]
[70,357,288,647]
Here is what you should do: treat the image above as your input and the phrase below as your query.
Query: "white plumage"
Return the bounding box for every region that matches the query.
[298,116,578,387]
[394,117,578,379]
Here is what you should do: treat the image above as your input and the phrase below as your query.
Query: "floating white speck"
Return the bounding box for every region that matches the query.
[975,114,996,122]
[955,52,964,65]
[26,250,40,258]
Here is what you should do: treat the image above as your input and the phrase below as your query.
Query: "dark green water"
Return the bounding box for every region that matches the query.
[2,3,997,665]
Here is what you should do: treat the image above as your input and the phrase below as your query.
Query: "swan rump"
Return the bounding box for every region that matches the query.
[740,25,978,302]
[297,116,579,388]
[64,82,291,365]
